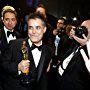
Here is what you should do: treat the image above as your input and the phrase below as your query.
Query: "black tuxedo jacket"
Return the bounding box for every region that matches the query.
[1,38,53,90]
[0,28,21,89]
[56,46,90,90]
[57,35,77,61]
[0,28,21,55]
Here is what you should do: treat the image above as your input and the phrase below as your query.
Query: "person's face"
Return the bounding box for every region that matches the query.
[53,29,59,36]
[3,12,17,31]
[69,26,76,37]
[57,19,64,29]
[28,18,46,45]
[36,7,46,18]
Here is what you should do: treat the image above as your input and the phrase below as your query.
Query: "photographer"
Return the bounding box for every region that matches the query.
[50,25,90,90]
[57,25,76,60]
[54,17,66,56]
[70,26,88,46]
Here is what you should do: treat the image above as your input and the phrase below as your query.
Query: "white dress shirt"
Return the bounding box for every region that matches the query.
[58,46,80,76]
[28,39,42,67]
[54,35,60,55]
[4,26,16,43]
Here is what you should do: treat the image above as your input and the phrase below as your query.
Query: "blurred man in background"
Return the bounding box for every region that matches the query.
[0,5,21,89]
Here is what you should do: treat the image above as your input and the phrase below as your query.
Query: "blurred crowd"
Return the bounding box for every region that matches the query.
[0,3,90,90]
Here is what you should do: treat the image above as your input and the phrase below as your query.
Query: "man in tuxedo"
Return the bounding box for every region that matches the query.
[1,12,53,90]
[0,5,21,55]
[0,5,21,89]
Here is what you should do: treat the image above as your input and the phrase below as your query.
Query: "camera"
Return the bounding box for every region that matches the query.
[58,27,66,36]
[75,26,88,39]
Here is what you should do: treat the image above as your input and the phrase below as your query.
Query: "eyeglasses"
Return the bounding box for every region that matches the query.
[57,22,64,24]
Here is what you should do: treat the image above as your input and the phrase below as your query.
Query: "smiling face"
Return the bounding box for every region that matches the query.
[3,12,17,31]
[28,18,46,45]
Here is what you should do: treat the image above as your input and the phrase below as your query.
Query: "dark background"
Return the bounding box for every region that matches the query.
[0,0,90,21]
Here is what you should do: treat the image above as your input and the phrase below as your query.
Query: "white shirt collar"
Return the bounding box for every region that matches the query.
[4,26,14,36]
[4,26,16,43]
[28,39,42,67]
[28,38,42,47]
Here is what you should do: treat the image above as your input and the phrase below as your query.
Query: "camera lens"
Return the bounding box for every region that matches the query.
[75,26,88,38]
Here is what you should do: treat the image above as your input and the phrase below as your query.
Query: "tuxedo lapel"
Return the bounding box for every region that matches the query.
[28,49,36,70]
[63,51,79,75]
[14,30,21,38]
[1,29,8,43]
[25,38,36,74]
[25,39,47,81]
[37,45,46,81]
[0,29,8,50]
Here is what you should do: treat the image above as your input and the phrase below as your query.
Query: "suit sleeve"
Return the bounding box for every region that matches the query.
[1,40,21,76]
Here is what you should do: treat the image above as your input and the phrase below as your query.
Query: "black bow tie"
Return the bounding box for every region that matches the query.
[7,31,15,37]
[31,44,43,51]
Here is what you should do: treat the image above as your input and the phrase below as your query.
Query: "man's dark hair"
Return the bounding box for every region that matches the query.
[36,4,47,13]
[27,12,46,27]
[58,17,66,25]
